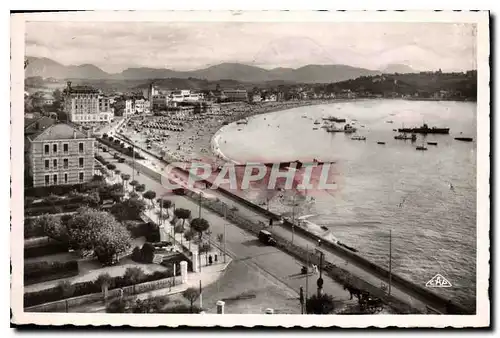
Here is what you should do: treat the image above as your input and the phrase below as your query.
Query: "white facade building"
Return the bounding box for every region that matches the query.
[63,82,114,124]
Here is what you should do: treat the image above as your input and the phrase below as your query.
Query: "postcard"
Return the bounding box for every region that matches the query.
[11,10,490,328]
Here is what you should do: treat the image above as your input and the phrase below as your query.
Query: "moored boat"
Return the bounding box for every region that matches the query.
[377,141,385,145]
[455,137,473,142]
[351,135,366,141]
[427,141,438,145]
[322,116,346,123]
[416,145,428,151]
[398,123,450,134]
[395,133,417,141]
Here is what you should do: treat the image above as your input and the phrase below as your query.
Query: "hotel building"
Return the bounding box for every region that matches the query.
[63,82,114,123]
[26,123,95,188]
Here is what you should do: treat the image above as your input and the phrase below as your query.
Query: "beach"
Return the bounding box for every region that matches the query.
[121,100,338,165]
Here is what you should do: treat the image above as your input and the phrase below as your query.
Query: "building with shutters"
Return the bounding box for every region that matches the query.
[26,123,95,187]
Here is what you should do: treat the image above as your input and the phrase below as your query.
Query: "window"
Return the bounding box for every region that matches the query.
[53,159,58,169]
[44,144,50,154]
[79,157,84,168]
[63,158,69,169]
[64,173,68,184]
[79,142,84,153]
[44,159,50,169]
[44,175,50,186]
[53,144,57,154]
[53,174,58,185]
[79,172,84,183]
[63,143,69,153]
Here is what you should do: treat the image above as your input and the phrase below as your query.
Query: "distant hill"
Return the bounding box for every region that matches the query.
[25,56,381,84]
[25,57,109,79]
[382,63,416,74]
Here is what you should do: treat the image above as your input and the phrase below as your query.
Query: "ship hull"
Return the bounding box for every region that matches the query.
[398,128,449,134]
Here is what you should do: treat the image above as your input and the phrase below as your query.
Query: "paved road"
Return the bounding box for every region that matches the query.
[100,150,355,309]
[106,121,446,313]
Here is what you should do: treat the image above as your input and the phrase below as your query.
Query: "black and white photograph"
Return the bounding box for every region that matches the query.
[10,10,490,328]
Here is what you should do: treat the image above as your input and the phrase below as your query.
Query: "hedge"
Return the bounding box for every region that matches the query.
[24,242,69,259]
[25,203,82,217]
[24,269,172,307]
[24,218,46,239]
[24,260,79,285]
[24,176,106,198]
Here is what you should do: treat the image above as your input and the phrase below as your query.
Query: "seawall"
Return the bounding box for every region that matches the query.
[111,133,472,314]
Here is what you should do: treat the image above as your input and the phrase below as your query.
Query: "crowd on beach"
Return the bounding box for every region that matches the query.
[121,99,337,164]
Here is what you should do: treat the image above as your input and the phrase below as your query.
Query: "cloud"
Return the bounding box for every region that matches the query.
[25,21,476,73]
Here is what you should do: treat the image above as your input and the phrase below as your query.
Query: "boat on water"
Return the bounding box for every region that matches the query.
[455,137,473,142]
[351,135,366,141]
[394,133,417,141]
[314,120,321,125]
[386,120,394,124]
[301,114,308,118]
[313,127,318,130]
[236,119,248,125]
[427,141,438,145]
[416,145,428,151]
[377,141,385,145]
[322,116,347,123]
[392,129,397,132]
[326,123,357,133]
[398,123,450,134]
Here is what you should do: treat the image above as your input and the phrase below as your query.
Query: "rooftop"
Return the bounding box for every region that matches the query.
[28,122,89,142]
[64,85,100,94]
[24,116,57,135]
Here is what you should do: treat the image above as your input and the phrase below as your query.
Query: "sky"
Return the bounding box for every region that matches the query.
[25,21,477,74]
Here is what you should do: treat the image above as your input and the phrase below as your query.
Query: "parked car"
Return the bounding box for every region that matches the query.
[258,230,277,246]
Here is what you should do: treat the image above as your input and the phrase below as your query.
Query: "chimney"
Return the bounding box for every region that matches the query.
[87,130,91,138]
[35,122,40,130]
[73,130,77,139]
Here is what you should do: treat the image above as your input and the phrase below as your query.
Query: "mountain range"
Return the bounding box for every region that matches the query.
[25,56,415,84]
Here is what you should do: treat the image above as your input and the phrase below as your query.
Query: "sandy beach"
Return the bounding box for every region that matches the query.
[121,100,338,166]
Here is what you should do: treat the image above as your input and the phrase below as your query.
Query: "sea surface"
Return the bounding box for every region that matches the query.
[213,99,477,310]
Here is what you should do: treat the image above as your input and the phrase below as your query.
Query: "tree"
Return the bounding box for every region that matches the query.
[124,267,144,294]
[135,184,146,196]
[110,198,146,221]
[305,293,336,314]
[115,169,121,177]
[174,224,185,246]
[34,214,69,243]
[182,287,200,313]
[190,218,210,241]
[142,190,157,208]
[121,173,131,191]
[199,242,212,265]
[57,280,75,313]
[157,198,172,219]
[141,242,156,263]
[68,207,131,264]
[174,208,191,230]
[184,229,195,251]
[96,273,113,302]
[129,180,139,188]
[216,234,224,256]
[106,163,116,171]
[83,191,100,207]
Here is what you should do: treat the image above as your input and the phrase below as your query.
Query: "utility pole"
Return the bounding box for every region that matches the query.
[389,229,392,296]
[132,143,135,182]
[198,192,202,218]
[223,222,227,264]
[305,244,309,314]
[316,249,324,297]
[199,280,203,309]
[291,194,295,244]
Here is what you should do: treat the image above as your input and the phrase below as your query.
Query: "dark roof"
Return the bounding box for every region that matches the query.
[24,116,57,135]
[64,85,99,94]
[28,122,88,141]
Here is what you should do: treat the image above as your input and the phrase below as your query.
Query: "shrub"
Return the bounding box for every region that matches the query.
[106,298,129,313]
[131,246,142,263]
[24,260,79,285]
[24,217,46,238]
[161,304,202,313]
[24,242,69,259]
[141,242,156,263]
